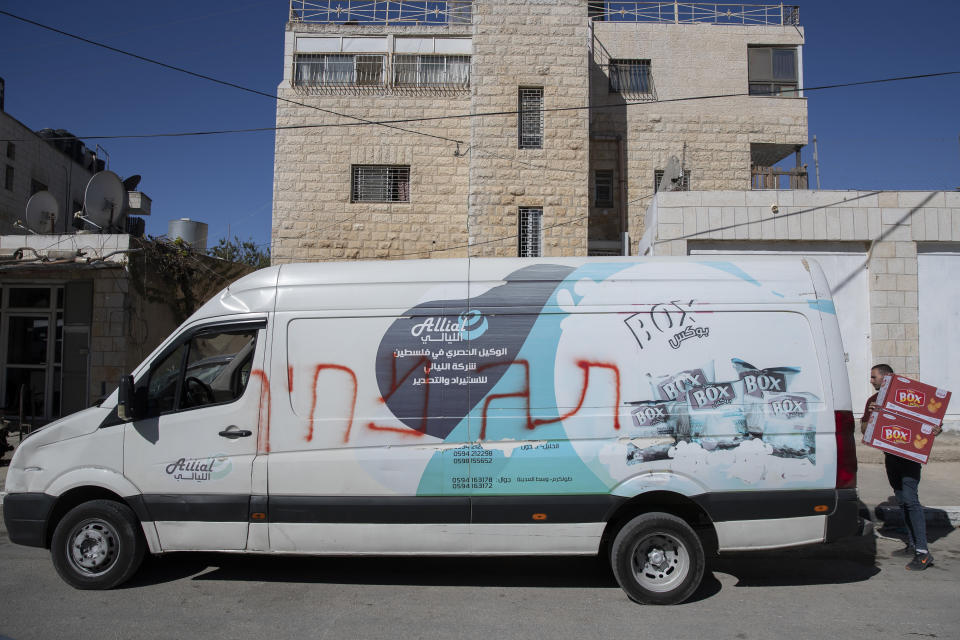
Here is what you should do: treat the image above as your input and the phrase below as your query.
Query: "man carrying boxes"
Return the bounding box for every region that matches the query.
[861,364,950,571]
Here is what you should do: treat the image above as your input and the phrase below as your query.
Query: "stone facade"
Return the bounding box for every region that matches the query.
[272,2,807,262]
[0,111,97,236]
[589,22,806,252]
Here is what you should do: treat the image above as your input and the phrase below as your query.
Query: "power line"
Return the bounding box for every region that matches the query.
[9,70,960,142]
[0,9,462,145]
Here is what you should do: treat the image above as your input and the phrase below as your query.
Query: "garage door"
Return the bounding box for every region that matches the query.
[918,246,959,425]
[688,242,872,412]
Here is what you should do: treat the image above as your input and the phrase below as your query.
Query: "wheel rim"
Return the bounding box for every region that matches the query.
[66,518,120,576]
[629,531,690,593]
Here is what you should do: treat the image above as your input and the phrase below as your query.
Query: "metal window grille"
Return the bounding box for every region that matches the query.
[518,207,543,257]
[594,170,614,207]
[608,59,654,98]
[352,165,410,202]
[393,55,471,88]
[654,169,691,192]
[518,88,544,150]
[293,53,384,87]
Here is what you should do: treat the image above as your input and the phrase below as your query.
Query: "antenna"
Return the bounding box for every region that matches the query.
[24,191,59,234]
[81,171,126,232]
[659,155,683,192]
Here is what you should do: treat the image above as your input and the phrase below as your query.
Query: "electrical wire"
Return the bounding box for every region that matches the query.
[7,70,958,142]
[0,9,462,145]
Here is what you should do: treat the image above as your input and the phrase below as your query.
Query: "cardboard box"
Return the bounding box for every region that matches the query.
[876,375,951,427]
[863,410,938,464]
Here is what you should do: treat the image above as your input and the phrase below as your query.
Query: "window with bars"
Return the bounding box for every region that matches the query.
[748,46,798,96]
[654,169,691,192]
[518,87,544,150]
[609,59,653,96]
[594,170,614,207]
[518,207,543,257]
[294,54,385,87]
[351,165,410,203]
[393,54,471,88]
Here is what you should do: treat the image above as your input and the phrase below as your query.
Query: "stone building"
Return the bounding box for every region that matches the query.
[272,0,806,261]
[1,109,103,236]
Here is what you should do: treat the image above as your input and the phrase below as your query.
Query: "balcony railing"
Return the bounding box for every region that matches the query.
[289,0,472,24]
[589,2,799,25]
[751,165,808,190]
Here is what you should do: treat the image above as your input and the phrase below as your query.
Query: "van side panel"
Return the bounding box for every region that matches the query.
[261,260,845,554]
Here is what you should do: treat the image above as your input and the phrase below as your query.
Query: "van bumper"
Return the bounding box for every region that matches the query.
[2,492,55,548]
[825,488,861,542]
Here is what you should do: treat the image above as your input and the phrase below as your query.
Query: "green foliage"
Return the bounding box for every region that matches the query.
[130,236,255,324]
[207,236,271,269]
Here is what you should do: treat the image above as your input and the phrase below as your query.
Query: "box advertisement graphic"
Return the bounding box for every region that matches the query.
[863,411,938,464]
[876,375,951,427]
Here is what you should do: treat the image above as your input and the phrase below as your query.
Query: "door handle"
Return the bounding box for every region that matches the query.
[219,426,253,439]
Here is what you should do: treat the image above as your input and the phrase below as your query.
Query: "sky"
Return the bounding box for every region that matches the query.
[1,0,958,253]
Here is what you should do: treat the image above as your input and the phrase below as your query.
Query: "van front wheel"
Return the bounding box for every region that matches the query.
[610,512,704,605]
[50,500,145,590]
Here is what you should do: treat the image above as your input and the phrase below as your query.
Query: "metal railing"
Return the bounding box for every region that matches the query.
[589,2,799,25]
[290,0,472,24]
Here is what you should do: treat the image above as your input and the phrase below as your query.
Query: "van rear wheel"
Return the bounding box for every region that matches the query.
[51,499,145,590]
[610,512,704,605]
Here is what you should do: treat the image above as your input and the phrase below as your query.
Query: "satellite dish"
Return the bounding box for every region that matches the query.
[122,174,141,191]
[24,191,59,234]
[83,171,127,231]
[659,155,683,192]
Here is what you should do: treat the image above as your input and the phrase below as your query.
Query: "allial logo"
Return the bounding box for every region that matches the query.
[882,425,911,444]
[896,389,925,408]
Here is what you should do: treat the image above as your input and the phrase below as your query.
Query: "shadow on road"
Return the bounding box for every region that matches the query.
[125,532,883,597]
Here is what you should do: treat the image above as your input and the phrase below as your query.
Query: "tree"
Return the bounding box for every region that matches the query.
[207,236,271,269]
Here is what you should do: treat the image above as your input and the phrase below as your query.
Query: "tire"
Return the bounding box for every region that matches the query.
[50,499,146,590]
[610,512,705,605]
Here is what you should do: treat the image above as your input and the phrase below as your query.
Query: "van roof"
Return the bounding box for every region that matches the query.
[190,256,827,320]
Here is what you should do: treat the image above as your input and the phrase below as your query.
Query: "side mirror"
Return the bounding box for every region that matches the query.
[117,375,138,421]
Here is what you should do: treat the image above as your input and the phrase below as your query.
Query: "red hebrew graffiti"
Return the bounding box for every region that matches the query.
[250,369,272,453]
[306,364,358,443]
[367,355,431,436]
[476,359,621,439]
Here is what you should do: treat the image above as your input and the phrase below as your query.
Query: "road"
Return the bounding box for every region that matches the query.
[1,517,958,640]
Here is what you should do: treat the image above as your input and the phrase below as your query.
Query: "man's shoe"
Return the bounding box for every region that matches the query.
[906,552,934,571]
[892,545,916,557]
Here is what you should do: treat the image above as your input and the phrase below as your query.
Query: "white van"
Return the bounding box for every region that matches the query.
[3,257,860,604]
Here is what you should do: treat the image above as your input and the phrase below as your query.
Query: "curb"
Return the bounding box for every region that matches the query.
[874,504,960,528]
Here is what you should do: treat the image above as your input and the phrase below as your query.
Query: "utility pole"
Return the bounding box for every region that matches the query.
[813,135,822,190]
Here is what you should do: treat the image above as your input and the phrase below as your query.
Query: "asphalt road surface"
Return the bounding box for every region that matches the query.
[1,518,958,640]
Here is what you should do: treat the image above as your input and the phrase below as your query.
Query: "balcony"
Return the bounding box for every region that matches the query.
[289,0,472,24]
[588,2,799,26]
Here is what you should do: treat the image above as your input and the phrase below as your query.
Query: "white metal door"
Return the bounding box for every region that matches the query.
[918,249,959,423]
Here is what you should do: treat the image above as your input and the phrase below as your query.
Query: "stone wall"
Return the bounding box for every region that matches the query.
[0,112,95,236]
[467,0,590,257]
[590,22,807,251]
[272,6,808,262]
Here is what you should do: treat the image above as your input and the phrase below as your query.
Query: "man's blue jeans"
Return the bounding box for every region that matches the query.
[885,453,927,551]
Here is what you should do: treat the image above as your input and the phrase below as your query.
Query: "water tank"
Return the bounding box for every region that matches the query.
[168,218,208,250]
